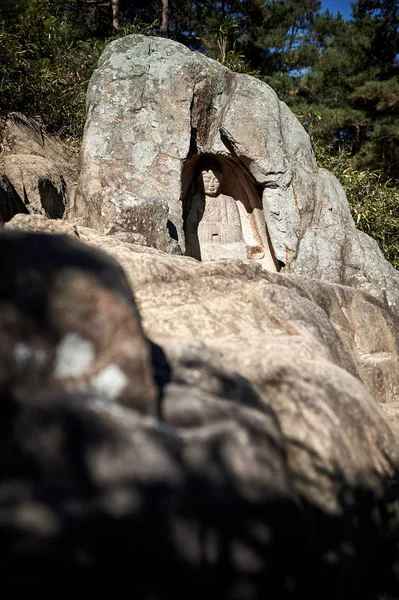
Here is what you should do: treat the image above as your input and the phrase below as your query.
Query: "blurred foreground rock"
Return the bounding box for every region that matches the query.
[0,218,398,599]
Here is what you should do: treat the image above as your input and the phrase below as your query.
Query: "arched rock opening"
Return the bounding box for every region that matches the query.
[182,155,279,271]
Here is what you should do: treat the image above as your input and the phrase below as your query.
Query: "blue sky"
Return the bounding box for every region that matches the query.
[323,0,353,19]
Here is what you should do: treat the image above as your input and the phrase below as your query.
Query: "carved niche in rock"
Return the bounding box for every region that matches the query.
[183,157,278,271]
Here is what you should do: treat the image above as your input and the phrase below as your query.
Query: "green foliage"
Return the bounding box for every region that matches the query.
[241,0,322,76]
[315,143,399,269]
[0,1,100,137]
[0,0,153,138]
[210,20,261,77]
[295,0,399,179]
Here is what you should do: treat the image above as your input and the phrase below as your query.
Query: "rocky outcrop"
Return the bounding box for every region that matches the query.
[2,33,399,600]
[0,113,78,221]
[0,228,156,412]
[70,34,399,308]
[1,215,398,598]
[8,213,399,411]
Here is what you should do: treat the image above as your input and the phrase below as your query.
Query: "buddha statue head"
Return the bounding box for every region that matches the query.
[200,162,223,197]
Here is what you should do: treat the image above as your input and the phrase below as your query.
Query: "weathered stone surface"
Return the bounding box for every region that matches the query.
[2,33,398,594]
[6,213,79,237]
[70,34,399,308]
[11,214,399,409]
[0,223,398,597]
[0,230,157,412]
[0,381,300,598]
[0,113,77,221]
[3,154,67,218]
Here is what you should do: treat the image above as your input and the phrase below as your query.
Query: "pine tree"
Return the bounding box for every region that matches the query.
[294,0,399,178]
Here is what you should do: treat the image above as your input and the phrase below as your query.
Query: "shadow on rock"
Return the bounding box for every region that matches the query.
[0,231,397,599]
[0,387,397,599]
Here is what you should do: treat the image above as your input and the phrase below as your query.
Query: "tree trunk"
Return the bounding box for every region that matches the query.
[111,0,120,31]
[161,0,169,37]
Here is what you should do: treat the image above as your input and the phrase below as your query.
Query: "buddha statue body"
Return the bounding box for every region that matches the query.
[185,163,265,262]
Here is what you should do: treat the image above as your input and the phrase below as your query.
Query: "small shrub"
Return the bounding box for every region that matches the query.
[315,143,399,270]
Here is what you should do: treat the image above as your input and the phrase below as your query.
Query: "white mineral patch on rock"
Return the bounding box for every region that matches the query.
[91,364,128,400]
[54,332,95,378]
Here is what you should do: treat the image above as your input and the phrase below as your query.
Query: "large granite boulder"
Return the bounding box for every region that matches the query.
[2,32,399,600]
[70,34,399,307]
[8,213,399,410]
[0,229,156,412]
[1,217,398,598]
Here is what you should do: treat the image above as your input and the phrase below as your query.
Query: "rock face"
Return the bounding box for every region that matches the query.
[1,216,398,598]
[0,229,156,412]
[70,35,399,306]
[2,33,399,600]
[0,113,77,222]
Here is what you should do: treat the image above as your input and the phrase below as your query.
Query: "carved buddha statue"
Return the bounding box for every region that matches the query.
[185,162,265,262]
